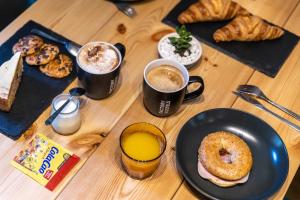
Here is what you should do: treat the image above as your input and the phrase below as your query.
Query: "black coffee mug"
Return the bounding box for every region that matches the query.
[76,42,126,99]
[143,59,204,117]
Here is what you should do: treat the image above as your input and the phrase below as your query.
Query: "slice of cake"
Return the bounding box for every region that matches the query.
[0,52,23,112]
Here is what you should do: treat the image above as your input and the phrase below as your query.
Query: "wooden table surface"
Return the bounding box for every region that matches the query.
[0,0,299,199]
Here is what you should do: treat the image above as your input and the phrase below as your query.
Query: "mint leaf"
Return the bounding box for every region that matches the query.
[168,25,192,56]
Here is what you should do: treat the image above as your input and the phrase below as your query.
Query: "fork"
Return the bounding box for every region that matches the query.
[233,91,300,132]
[237,85,300,121]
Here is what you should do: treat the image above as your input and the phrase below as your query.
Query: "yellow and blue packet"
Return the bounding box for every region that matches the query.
[11,133,80,191]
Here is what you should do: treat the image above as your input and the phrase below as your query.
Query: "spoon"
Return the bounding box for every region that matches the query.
[31,29,81,57]
[45,87,86,126]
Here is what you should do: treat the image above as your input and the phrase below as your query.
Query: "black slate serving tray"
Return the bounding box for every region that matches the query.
[0,20,78,140]
[162,0,299,77]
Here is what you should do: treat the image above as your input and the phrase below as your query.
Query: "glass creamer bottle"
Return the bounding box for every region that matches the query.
[51,94,81,135]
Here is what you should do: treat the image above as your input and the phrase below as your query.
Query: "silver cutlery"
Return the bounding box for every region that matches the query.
[233,91,300,132]
[237,85,300,121]
[31,29,81,57]
[111,1,137,17]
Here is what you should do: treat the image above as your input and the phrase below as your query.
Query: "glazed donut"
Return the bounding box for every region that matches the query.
[199,131,253,181]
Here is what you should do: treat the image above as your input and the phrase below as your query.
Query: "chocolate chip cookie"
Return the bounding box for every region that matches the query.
[39,54,73,78]
[12,35,44,57]
[25,44,60,65]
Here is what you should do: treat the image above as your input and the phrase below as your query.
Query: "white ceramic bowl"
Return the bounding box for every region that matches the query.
[158,32,202,69]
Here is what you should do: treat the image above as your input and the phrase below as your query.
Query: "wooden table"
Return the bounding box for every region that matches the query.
[0,0,299,199]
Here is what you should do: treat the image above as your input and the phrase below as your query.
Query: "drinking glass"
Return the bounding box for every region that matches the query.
[119,122,166,179]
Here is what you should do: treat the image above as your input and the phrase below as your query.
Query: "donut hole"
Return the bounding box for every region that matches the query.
[219,148,233,164]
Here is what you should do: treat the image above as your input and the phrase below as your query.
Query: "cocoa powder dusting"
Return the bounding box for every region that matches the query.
[88,45,102,57]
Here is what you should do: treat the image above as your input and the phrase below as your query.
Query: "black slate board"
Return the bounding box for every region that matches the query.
[0,20,78,140]
[162,0,299,77]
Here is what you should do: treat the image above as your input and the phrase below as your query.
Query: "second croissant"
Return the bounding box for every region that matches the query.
[213,15,284,42]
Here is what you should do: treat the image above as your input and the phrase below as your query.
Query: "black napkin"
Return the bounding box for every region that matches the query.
[0,20,78,140]
[162,0,299,77]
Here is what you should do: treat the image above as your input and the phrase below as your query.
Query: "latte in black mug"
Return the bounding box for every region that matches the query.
[76,41,125,99]
[143,59,204,117]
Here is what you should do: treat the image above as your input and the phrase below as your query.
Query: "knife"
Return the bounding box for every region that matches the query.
[233,91,300,132]
[31,29,81,57]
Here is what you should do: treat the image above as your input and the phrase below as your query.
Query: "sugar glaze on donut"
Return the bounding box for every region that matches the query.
[199,131,253,181]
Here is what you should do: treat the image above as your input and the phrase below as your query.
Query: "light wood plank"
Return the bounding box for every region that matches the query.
[57,0,260,197]
[49,0,118,45]
[0,0,118,199]
[0,0,298,199]
[58,63,252,199]
[0,0,79,199]
[237,0,299,25]
[60,0,299,199]
[285,2,300,36]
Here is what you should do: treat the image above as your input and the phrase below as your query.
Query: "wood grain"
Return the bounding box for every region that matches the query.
[60,0,300,199]
[285,2,300,36]
[236,0,299,25]
[0,0,118,199]
[0,0,298,199]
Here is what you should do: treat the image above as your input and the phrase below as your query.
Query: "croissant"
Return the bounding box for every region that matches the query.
[178,0,249,24]
[213,15,284,42]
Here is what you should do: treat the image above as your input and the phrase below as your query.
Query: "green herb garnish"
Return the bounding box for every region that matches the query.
[168,25,192,56]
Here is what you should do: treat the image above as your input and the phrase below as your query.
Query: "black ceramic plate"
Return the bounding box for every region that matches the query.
[176,108,289,200]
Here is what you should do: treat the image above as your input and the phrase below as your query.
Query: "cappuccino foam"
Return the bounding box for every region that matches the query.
[78,42,119,74]
[146,65,184,92]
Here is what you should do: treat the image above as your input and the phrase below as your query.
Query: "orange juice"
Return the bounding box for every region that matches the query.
[120,123,166,179]
[122,132,160,161]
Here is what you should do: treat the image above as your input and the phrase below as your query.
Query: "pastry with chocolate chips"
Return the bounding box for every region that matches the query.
[25,43,59,65]
[39,54,73,78]
[12,35,44,57]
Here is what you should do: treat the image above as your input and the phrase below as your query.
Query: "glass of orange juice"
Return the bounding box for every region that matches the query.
[120,122,167,179]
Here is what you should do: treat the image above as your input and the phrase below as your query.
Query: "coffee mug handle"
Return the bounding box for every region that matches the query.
[114,43,126,61]
[183,76,205,102]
